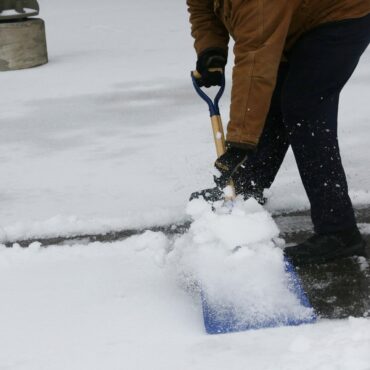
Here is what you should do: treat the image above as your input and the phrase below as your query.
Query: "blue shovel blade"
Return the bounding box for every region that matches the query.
[201,258,317,334]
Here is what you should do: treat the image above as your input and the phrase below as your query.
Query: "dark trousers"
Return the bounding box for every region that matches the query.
[239,14,370,234]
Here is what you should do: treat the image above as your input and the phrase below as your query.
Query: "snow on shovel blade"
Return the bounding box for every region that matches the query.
[189,74,317,334]
[201,258,317,334]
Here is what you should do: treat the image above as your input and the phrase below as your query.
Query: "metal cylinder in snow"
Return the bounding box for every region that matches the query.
[0,1,47,71]
[0,18,48,71]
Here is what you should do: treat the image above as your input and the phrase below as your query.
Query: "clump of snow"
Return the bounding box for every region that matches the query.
[360,223,370,235]
[167,197,314,328]
[185,197,278,248]
[0,8,36,16]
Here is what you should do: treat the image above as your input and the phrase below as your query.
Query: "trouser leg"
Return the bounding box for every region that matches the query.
[235,64,290,193]
[281,14,370,234]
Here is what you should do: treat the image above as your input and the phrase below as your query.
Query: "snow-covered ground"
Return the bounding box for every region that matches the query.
[1,0,369,241]
[1,232,370,370]
[1,1,370,369]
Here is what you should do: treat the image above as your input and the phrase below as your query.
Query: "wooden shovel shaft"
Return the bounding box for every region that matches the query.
[211,114,236,200]
[192,69,227,158]
[211,115,226,158]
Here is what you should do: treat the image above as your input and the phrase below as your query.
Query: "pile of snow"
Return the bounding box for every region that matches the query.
[167,197,315,330]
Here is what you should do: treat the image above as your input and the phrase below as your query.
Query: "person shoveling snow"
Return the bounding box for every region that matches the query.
[187,1,369,266]
[184,1,370,333]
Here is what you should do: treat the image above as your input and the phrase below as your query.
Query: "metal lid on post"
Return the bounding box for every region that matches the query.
[0,0,39,20]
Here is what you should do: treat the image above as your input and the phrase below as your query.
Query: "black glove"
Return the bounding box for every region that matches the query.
[196,48,227,88]
[214,144,253,190]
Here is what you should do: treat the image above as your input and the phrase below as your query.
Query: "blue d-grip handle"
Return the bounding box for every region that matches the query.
[191,72,225,117]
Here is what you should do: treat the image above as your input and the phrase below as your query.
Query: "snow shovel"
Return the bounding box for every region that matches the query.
[191,71,316,334]
[191,70,235,199]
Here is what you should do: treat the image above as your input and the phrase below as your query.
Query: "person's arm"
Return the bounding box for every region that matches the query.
[227,0,299,147]
[187,0,229,55]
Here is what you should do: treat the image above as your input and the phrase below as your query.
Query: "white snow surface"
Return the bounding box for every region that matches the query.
[1,1,370,369]
[1,235,369,370]
[0,0,369,241]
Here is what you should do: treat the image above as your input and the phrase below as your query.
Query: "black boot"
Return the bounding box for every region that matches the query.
[284,227,367,266]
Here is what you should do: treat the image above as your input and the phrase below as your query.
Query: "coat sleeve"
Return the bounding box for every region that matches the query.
[187,0,230,55]
[226,0,299,146]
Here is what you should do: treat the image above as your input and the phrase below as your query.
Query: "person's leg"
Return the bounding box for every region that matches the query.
[234,63,290,196]
[282,14,370,264]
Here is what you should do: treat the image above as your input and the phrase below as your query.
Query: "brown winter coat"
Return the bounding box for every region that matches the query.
[187,0,370,147]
